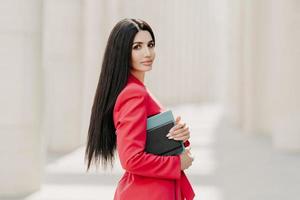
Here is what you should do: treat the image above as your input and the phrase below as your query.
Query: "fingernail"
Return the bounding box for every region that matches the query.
[166,133,170,137]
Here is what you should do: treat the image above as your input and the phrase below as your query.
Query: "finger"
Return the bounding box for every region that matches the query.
[190,155,195,162]
[169,127,189,138]
[169,123,180,132]
[169,130,190,140]
[179,122,187,129]
[179,122,186,128]
[185,146,191,151]
[168,134,189,141]
[169,123,186,133]
[184,148,190,154]
[172,136,190,141]
[171,126,188,135]
[169,122,186,133]
[175,116,181,124]
[172,137,188,141]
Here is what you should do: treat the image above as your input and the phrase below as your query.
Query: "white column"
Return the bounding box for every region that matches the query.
[0,0,43,197]
[269,0,300,151]
[43,0,83,152]
[223,0,243,127]
[240,0,272,135]
[240,0,258,133]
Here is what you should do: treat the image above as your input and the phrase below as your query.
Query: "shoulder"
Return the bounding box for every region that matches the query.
[114,82,148,111]
[120,82,148,98]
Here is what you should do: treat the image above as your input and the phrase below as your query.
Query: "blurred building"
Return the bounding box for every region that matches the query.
[0,0,299,198]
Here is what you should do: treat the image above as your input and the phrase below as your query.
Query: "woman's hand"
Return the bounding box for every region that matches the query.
[166,116,190,142]
[180,146,194,170]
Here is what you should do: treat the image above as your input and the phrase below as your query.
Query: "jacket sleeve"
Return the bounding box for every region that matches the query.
[114,87,181,180]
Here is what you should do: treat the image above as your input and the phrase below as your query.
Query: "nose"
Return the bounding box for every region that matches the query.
[144,47,151,57]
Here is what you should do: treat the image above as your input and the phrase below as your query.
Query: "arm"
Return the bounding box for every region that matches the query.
[114,88,181,180]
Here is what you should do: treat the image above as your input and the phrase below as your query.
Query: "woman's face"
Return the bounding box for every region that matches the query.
[130,30,155,72]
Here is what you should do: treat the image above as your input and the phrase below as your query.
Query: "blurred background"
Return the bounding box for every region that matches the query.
[1,0,299,199]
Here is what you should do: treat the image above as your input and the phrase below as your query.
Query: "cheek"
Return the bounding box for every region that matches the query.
[131,52,140,67]
[149,48,155,58]
[132,51,140,60]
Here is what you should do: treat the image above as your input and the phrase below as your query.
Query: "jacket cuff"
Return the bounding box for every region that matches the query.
[183,140,190,147]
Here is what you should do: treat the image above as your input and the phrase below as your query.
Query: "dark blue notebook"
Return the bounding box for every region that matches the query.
[145,110,184,156]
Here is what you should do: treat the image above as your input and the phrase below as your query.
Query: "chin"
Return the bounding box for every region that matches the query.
[139,65,152,71]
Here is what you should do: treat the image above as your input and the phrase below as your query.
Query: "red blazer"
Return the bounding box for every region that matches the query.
[113,73,195,200]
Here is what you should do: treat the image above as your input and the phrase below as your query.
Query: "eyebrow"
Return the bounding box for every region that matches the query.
[133,40,154,45]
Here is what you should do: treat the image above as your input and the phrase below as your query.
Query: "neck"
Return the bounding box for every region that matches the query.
[130,70,145,83]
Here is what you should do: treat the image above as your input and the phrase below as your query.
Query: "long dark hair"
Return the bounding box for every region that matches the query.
[85,18,155,171]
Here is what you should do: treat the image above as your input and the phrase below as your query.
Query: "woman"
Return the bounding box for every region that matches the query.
[85,18,195,200]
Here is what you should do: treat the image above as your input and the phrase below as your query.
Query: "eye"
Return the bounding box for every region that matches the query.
[132,44,141,50]
[148,42,155,48]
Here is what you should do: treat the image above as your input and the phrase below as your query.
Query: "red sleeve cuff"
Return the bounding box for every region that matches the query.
[183,140,190,147]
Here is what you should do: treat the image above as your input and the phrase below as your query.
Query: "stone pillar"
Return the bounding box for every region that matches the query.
[240,0,272,135]
[43,0,83,152]
[269,0,300,151]
[0,0,43,197]
[240,0,260,134]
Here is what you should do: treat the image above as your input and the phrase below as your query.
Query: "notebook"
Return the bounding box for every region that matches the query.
[145,110,184,156]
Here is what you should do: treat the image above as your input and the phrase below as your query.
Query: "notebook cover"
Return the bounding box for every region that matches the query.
[145,110,184,156]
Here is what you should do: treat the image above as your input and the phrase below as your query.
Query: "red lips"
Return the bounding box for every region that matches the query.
[141,60,153,65]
